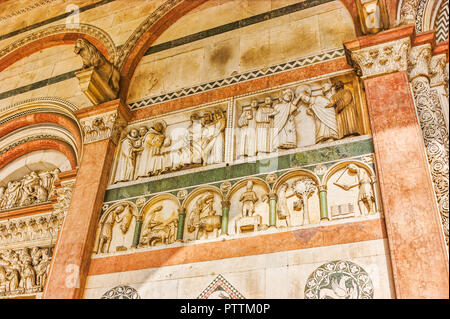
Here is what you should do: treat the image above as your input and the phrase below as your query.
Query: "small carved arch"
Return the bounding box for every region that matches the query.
[323,160,379,219]
[323,160,375,184]
[94,201,138,254]
[181,186,222,209]
[228,177,270,199]
[141,193,181,216]
[273,169,321,193]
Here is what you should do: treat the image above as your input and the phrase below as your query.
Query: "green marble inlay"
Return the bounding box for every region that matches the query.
[104,138,374,203]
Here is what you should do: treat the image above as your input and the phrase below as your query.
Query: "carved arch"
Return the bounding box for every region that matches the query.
[0,23,117,73]
[228,177,270,199]
[0,98,83,170]
[273,169,321,193]
[182,186,222,209]
[323,160,376,184]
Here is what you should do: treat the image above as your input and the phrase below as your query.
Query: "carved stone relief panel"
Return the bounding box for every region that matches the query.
[304,260,374,299]
[273,171,321,227]
[111,103,228,184]
[228,178,270,235]
[138,195,179,248]
[93,201,138,254]
[0,213,62,249]
[325,161,379,220]
[183,187,222,241]
[0,169,60,212]
[233,74,365,161]
[0,246,53,298]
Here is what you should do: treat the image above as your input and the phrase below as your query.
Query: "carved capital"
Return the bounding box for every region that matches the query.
[80,110,126,144]
[408,44,432,81]
[430,54,448,87]
[348,38,411,78]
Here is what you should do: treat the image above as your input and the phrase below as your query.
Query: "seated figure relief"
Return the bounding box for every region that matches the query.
[112,108,226,184]
[139,205,178,247]
[186,192,222,241]
[0,169,60,211]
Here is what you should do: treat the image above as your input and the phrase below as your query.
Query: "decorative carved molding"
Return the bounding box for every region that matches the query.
[349,38,410,78]
[0,213,61,248]
[80,111,125,144]
[0,245,53,298]
[408,44,449,245]
[398,0,420,26]
[430,54,448,87]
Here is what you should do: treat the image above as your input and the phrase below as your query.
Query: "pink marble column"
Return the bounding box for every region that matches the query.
[43,100,129,299]
[364,71,449,298]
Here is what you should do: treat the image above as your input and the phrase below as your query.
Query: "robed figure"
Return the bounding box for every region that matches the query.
[297,85,338,144]
[113,129,141,183]
[137,121,171,177]
[331,81,360,139]
[237,102,257,158]
[256,97,276,154]
[272,89,298,151]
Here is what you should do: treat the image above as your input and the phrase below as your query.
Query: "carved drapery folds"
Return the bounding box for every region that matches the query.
[112,107,226,183]
[0,169,60,211]
[74,38,120,104]
[408,44,449,244]
[80,110,126,144]
[348,38,410,78]
[0,246,53,297]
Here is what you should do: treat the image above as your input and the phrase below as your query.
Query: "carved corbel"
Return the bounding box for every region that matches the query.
[74,38,120,104]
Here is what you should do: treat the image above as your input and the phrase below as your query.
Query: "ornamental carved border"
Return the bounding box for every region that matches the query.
[408,44,449,245]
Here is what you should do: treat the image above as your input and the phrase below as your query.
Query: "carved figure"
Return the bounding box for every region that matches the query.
[297,85,339,144]
[272,89,298,150]
[189,113,203,164]
[96,203,132,254]
[256,97,276,154]
[239,181,258,217]
[113,129,141,183]
[331,81,360,139]
[277,183,294,227]
[74,38,120,92]
[141,121,171,177]
[335,164,376,216]
[202,109,225,165]
[237,102,257,158]
[187,193,221,240]
[140,206,178,246]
